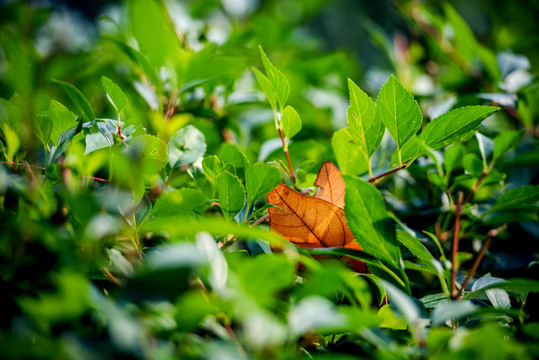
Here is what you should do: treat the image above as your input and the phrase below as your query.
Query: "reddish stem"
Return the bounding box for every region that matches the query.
[278,128,296,183]
[252,213,269,226]
[451,192,464,298]
[368,163,407,183]
[102,267,122,287]
[464,169,488,205]
[457,228,499,299]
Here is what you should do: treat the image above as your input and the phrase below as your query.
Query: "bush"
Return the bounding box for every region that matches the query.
[1,1,538,359]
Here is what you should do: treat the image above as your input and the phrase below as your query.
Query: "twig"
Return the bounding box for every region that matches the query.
[102,267,122,287]
[252,213,269,226]
[368,163,407,183]
[278,127,296,183]
[457,227,503,299]
[463,169,488,205]
[451,192,464,298]
[2,161,107,182]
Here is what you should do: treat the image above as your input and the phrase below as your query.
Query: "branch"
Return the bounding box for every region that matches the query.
[368,163,407,183]
[457,227,504,299]
[451,192,464,298]
[463,169,488,205]
[278,128,296,183]
[252,213,269,226]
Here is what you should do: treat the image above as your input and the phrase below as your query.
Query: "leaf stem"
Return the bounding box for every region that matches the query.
[252,213,269,226]
[368,163,407,183]
[117,112,125,141]
[278,127,296,183]
[451,192,464,298]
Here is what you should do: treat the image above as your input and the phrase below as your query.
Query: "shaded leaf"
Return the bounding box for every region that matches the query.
[53,79,95,121]
[431,301,477,327]
[487,185,539,214]
[493,130,525,161]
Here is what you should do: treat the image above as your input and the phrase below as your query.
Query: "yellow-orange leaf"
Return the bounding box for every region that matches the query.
[267,161,367,272]
[313,161,345,208]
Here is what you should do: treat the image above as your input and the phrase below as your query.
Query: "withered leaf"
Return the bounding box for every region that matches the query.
[267,163,367,273]
[313,161,345,208]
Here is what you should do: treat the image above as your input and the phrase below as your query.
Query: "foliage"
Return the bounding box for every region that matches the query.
[1,0,538,359]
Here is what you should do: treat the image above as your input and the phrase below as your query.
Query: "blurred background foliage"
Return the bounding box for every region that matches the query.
[1,0,538,359]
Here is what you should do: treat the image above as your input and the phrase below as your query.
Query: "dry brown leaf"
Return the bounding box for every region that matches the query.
[267,163,367,273]
[313,161,345,208]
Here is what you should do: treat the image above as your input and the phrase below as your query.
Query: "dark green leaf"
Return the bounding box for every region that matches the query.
[245,163,281,205]
[493,130,525,161]
[217,172,245,221]
[487,185,539,214]
[53,80,95,121]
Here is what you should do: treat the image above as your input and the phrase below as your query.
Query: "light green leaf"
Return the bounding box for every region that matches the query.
[259,46,289,110]
[168,125,206,168]
[421,106,499,149]
[431,301,477,327]
[253,67,277,111]
[202,155,224,184]
[493,130,525,161]
[332,128,368,176]
[377,304,407,330]
[217,143,250,180]
[245,163,281,205]
[141,135,167,176]
[347,78,384,157]
[53,80,95,122]
[281,106,302,141]
[101,76,127,113]
[48,100,77,146]
[377,75,422,152]
[487,185,539,214]
[463,153,484,177]
[217,172,246,222]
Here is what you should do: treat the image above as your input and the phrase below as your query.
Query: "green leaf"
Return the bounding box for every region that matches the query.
[421,106,499,149]
[202,155,224,184]
[431,301,477,327]
[281,105,302,141]
[463,153,484,177]
[141,135,168,176]
[245,163,281,205]
[487,185,539,214]
[217,172,246,222]
[259,46,289,110]
[217,143,250,180]
[48,120,83,165]
[253,67,277,111]
[377,304,407,330]
[464,278,539,300]
[332,128,368,176]
[101,76,127,113]
[396,230,436,272]
[444,143,465,176]
[493,130,525,161]
[471,275,511,309]
[168,125,206,168]
[347,78,384,157]
[48,100,77,146]
[344,175,407,291]
[53,80,95,122]
[382,280,423,326]
[150,188,208,219]
[377,75,422,152]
